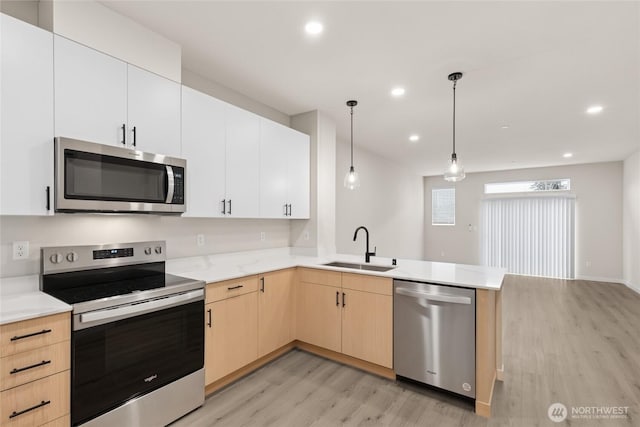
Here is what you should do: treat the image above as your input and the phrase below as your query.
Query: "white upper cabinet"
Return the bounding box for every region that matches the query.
[127,65,181,157]
[225,104,260,218]
[286,130,310,219]
[54,35,127,147]
[55,36,181,156]
[259,119,310,219]
[1,14,54,215]
[181,86,226,217]
[259,120,289,218]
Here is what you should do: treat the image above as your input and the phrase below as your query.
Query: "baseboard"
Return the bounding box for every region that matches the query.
[623,280,640,294]
[475,371,496,418]
[574,275,625,284]
[496,365,504,382]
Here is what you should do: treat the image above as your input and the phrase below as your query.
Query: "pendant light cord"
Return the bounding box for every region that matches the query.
[452,79,457,156]
[350,105,354,168]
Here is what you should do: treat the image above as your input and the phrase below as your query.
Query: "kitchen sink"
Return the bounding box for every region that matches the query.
[323,261,395,272]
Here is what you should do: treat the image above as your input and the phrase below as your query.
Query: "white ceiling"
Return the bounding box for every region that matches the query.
[101,1,640,176]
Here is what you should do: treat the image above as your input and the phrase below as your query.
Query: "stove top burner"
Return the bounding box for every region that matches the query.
[46,273,168,304]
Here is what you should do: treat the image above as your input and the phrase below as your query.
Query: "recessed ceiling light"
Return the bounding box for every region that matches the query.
[563,152,573,158]
[586,105,603,114]
[391,87,405,97]
[501,125,509,129]
[304,21,323,35]
[409,135,419,142]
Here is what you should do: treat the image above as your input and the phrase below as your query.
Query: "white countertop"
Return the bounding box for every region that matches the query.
[167,248,506,291]
[0,248,504,325]
[0,275,72,325]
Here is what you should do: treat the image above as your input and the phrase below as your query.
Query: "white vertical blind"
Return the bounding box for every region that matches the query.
[482,196,575,279]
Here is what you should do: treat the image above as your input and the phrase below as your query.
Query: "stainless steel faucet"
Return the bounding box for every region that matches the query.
[353,226,376,263]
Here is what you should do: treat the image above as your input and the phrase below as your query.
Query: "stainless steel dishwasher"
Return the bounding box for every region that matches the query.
[394,280,476,399]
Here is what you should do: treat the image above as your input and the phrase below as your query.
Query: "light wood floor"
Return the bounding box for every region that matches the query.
[172,275,640,426]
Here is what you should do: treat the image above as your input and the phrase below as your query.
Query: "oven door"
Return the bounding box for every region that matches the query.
[55,137,185,213]
[71,295,203,426]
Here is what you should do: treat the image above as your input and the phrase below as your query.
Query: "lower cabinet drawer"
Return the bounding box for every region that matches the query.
[0,370,69,427]
[0,341,70,391]
[206,276,259,303]
[0,313,70,358]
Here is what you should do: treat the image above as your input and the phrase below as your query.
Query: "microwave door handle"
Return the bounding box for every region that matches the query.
[165,165,175,203]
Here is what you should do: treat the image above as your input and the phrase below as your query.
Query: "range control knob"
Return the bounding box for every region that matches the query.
[66,252,78,262]
[154,246,162,254]
[49,253,63,264]
[144,247,152,255]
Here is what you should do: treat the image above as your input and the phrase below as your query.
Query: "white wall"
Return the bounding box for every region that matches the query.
[38,0,181,82]
[182,69,290,126]
[0,215,290,278]
[290,111,337,257]
[623,150,640,292]
[424,162,624,282]
[335,142,424,261]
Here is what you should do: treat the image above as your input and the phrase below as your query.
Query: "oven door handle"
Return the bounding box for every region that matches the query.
[79,289,203,325]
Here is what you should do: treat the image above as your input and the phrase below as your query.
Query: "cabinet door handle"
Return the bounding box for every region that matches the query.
[207,308,212,328]
[227,285,243,290]
[342,292,346,307]
[121,123,126,145]
[9,400,51,419]
[227,199,232,215]
[221,199,226,215]
[288,204,292,216]
[260,277,265,293]
[283,204,288,216]
[132,126,137,147]
[336,291,339,306]
[10,329,52,341]
[46,186,51,211]
[10,360,51,375]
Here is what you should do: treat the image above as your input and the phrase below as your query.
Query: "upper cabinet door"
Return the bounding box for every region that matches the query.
[127,65,181,157]
[225,105,260,218]
[54,36,127,146]
[181,86,227,217]
[286,130,310,219]
[259,119,289,218]
[1,14,54,216]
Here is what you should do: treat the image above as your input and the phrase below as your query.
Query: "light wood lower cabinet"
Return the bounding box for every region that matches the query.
[341,289,392,368]
[296,281,342,353]
[205,290,258,385]
[296,269,393,368]
[257,269,295,357]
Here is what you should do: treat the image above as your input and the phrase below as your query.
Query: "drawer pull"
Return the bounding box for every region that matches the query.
[10,359,51,375]
[9,400,51,419]
[10,329,52,342]
[227,285,243,291]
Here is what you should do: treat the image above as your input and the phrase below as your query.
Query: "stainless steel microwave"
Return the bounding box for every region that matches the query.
[54,137,186,214]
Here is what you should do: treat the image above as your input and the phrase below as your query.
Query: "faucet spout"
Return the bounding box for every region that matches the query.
[353,226,376,263]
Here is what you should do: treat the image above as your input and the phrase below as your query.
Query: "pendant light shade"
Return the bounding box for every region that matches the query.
[444,72,466,182]
[344,100,361,190]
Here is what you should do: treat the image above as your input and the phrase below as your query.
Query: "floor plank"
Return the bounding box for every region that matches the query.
[172,275,640,426]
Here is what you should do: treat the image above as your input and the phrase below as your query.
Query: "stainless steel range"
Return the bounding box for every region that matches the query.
[41,241,205,427]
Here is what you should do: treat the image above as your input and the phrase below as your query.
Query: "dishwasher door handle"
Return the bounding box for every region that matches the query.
[395,287,471,305]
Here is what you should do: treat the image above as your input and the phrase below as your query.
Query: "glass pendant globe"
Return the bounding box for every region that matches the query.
[444,157,465,182]
[344,166,361,190]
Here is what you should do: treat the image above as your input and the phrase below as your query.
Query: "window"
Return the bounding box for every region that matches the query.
[432,188,455,225]
[484,179,570,194]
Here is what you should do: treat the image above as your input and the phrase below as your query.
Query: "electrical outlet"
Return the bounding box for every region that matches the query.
[260,232,266,242]
[586,261,592,268]
[440,251,445,257]
[196,234,205,247]
[304,231,310,241]
[13,241,29,260]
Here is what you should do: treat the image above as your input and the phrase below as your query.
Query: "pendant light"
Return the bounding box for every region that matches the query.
[444,72,466,182]
[344,100,361,190]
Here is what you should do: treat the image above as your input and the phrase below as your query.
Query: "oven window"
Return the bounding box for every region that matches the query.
[65,149,167,202]
[72,301,204,425]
